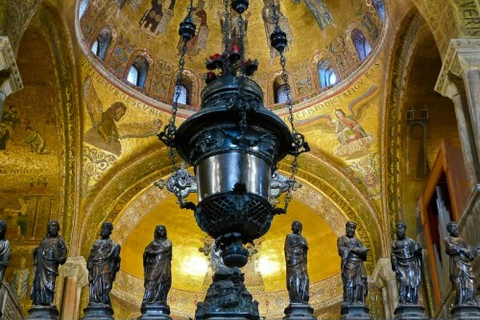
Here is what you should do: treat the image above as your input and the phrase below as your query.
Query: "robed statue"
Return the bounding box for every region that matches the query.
[31,220,67,305]
[285,220,310,304]
[0,220,11,283]
[87,221,121,306]
[391,221,422,304]
[337,221,368,304]
[444,221,479,306]
[143,225,172,305]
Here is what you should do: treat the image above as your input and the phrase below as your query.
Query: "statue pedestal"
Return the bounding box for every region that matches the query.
[393,304,428,320]
[450,304,480,320]
[340,304,371,320]
[138,303,172,320]
[283,303,317,320]
[26,305,59,320]
[195,267,260,320]
[81,303,115,320]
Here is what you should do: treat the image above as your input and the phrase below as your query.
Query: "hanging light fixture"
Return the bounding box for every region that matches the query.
[157,0,309,269]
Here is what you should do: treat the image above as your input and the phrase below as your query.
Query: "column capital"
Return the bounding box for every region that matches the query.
[372,258,396,288]
[436,39,480,97]
[61,256,89,287]
[0,36,23,96]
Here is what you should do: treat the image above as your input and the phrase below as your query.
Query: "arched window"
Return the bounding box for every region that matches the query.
[318,59,338,89]
[275,84,290,104]
[127,65,139,85]
[174,85,188,105]
[91,39,99,56]
[92,27,112,61]
[351,29,372,60]
[78,0,89,19]
[126,56,149,88]
[373,0,385,21]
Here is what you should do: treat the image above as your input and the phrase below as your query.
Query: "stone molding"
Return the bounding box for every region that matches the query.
[0,36,23,96]
[436,39,480,97]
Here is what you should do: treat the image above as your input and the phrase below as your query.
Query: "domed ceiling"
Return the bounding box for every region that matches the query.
[76,0,386,318]
[79,0,384,109]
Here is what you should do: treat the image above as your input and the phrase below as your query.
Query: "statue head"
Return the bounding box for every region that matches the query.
[155,225,167,240]
[446,221,459,237]
[396,221,406,240]
[345,221,356,238]
[100,221,114,239]
[0,220,7,239]
[47,220,60,238]
[291,220,302,234]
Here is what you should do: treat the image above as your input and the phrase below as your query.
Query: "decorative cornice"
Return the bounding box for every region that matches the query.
[435,39,480,97]
[0,36,23,95]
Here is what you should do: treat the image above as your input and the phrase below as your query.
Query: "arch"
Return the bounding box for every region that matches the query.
[311,51,341,91]
[91,26,112,61]
[125,51,153,88]
[351,28,372,60]
[167,69,201,110]
[317,58,338,89]
[78,0,89,20]
[372,0,385,21]
[7,3,81,248]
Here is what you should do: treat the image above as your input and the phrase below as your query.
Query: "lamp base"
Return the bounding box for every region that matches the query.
[195,267,259,320]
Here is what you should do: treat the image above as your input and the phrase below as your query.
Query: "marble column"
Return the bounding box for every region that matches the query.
[57,256,89,320]
[0,36,24,119]
[435,39,480,248]
[435,40,480,315]
[372,258,397,319]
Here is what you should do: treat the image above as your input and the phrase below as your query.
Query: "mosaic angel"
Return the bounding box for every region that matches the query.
[315,93,374,159]
[82,76,162,156]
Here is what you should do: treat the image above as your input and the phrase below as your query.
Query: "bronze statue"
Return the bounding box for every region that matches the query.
[87,221,121,306]
[0,220,11,283]
[284,220,309,304]
[337,221,368,304]
[31,220,67,305]
[142,225,172,305]
[391,221,422,304]
[444,221,478,306]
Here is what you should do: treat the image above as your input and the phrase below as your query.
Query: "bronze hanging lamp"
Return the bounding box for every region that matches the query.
[158,0,309,269]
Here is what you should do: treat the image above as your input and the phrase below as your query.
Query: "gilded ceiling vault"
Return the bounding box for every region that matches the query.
[0,0,475,318]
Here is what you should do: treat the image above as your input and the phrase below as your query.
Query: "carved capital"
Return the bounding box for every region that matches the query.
[61,256,89,287]
[372,258,396,288]
[0,36,23,96]
[436,39,480,97]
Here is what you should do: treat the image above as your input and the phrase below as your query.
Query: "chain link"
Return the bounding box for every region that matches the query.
[163,0,194,173]
[271,1,301,212]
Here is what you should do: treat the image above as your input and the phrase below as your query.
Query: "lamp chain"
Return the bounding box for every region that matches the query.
[161,0,194,173]
[271,1,301,212]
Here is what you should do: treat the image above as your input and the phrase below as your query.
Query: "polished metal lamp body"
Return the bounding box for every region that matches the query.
[175,75,292,267]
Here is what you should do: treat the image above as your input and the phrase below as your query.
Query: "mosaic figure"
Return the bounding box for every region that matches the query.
[83,76,162,157]
[179,0,208,56]
[0,105,21,154]
[262,0,293,61]
[11,257,30,301]
[0,220,11,283]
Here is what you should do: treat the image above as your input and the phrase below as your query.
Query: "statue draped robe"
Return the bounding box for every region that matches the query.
[284,233,309,304]
[31,236,67,305]
[143,238,172,304]
[337,235,368,304]
[87,238,121,306]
